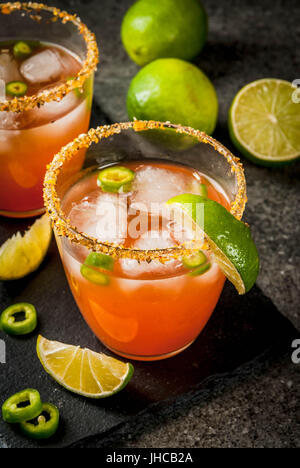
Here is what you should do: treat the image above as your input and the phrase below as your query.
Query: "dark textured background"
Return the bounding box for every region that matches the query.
[0,0,300,448]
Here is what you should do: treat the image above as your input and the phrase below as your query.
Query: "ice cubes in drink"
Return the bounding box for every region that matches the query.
[32,89,79,124]
[120,229,181,278]
[20,49,62,84]
[68,191,128,245]
[0,52,21,83]
[130,166,188,216]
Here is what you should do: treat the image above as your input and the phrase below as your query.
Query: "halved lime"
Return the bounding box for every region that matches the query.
[0,214,52,281]
[229,79,300,166]
[36,336,134,399]
[166,194,259,294]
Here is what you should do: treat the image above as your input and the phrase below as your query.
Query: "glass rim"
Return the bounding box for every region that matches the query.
[0,2,99,113]
[44,120,247,262]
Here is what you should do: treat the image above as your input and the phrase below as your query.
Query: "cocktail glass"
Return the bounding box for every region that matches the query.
[0,2,98,218]
[44,121,246,361]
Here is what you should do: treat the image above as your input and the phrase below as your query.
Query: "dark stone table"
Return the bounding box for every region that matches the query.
[1,0,300,448]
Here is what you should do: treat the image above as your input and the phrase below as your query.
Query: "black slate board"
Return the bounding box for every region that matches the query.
[0,216,298,448]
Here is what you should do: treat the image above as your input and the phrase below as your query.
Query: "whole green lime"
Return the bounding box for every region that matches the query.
[127,58,218,135]
[121,0,208,67]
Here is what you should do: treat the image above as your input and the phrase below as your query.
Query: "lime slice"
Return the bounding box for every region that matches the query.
[166,194,259,294]
[0,214,52,281]
[229,79,300,166]
[36,336,134,399]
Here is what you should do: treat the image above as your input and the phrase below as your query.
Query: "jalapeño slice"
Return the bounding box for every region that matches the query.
[188,262,211,277]
[6,81,28,97]
[13,41,33,59]
[97,166,135,193]
[2,389,42,424]
[84,252,114,272]
[20,402,60,440]
[182,251,207,270]
[0,303,37,336]
[80,265,110,286]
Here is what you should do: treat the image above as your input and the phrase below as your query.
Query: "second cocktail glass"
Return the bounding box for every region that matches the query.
[0,2,98,218]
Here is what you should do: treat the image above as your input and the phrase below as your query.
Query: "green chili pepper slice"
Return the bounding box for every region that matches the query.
[84,252,114,271]
[80,265,110,286]
[189,262,211,277]
[13,41,33,59]
[97,166,135,193]
[20,402,60,440]
[0,303,37,336]
[182,251,207,270]
[2,389,42,424]
[6,81,28,97]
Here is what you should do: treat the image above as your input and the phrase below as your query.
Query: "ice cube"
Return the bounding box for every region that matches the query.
[0,111,23,130]
[0,52,22,83]
[68,192,128,245]
[120,229,181,278]
[20,49,62,84]
[130,167,188,216]
[29,90,79,126]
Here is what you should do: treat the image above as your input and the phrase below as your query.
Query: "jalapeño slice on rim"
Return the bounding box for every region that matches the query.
[97,166,135,193]
[13,41,33,59]
[20,402,60,440]
[0,303,37,336]
[6,81,28,97]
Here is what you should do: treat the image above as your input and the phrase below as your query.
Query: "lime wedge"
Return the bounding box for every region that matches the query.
[229,79,300,166]
[36,336,134,399]
[166,194,259,294]
[0,214,52,281]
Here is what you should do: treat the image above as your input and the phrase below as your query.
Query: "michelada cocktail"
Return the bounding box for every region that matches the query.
[44,122,251,361]
[0,3,98,218]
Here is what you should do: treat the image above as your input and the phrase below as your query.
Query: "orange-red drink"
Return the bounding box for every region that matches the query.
[60,161,230,360]
[44,121,247,361]
[0,4,98,218]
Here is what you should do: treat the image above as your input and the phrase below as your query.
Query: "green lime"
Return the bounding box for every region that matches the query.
[127,58,218,135]
[166,194,259,294]
[121,0,208,67]
[229,79,300,166]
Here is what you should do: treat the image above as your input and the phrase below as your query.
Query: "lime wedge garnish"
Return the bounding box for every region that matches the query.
[166,194,259,294]
[229,78,300,166]
[0,214,52,281]
[37,336,134,399]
